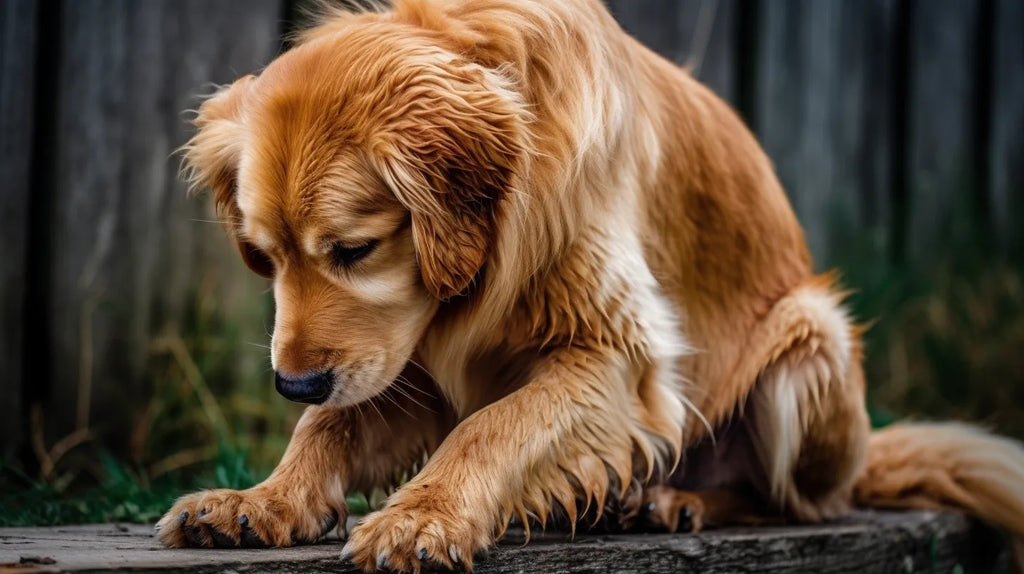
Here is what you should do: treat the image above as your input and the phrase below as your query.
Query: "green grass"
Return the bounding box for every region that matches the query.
[0,440,258,527]
[0,279,380,527]
[1,466,187,527]
[832,215,1024,440]
[0,446,372,527]
[1,281,285,527]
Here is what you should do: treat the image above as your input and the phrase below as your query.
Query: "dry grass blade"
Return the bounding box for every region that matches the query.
[151,334,232,442]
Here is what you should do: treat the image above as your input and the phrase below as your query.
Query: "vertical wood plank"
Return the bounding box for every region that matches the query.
[991,0,1024,253]
[843,0,902,256]
[753,0,899,267]
[754,0,838,263]
[604,0,739,104]
[0,0,38,457]
[42,0,283,450]
[906,0,983,255]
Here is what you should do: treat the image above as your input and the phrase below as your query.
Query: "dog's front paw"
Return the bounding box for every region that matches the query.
[342,485,491,572]
[156,483,343,548]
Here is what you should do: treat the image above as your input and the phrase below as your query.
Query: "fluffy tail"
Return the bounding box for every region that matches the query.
[854,422,1024,561]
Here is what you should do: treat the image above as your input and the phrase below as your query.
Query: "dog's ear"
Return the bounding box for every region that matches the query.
[374,62,529,300]
[182,75,273,278]
[183,75,255,221]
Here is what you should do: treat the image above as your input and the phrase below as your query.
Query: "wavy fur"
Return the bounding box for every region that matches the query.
[156,0,1023,570]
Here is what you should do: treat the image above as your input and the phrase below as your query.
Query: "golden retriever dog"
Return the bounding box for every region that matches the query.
[157,0,1024,570]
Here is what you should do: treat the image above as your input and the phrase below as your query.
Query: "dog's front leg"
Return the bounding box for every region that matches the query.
[343,348,684,572]
[157,367,452,548]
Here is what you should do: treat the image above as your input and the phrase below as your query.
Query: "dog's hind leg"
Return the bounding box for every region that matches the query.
[641,278,870,531]
[157,364,455,548]
[743,280,870,522]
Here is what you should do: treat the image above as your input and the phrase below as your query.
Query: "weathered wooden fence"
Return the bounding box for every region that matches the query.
[1,0,1022,462]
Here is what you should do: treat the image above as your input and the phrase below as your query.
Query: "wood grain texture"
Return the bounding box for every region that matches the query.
[991,0,1024,253]
[604,0,738,104]
[752,0,900,267]
[905,0,983,256]
[0,511,1010,573]
[0,0,38,458]
[39,0,283,451]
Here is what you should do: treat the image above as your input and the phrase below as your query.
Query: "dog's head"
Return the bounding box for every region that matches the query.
[183,18,528,406]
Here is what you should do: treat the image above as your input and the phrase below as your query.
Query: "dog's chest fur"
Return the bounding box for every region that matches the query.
[419,220,690,421]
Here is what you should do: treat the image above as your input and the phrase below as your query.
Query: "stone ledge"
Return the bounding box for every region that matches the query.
[0,511,1011,573]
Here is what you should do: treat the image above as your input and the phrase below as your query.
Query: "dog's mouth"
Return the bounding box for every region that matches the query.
[274,371,335,404]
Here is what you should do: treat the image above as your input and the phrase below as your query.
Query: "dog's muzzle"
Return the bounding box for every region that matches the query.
[274,371,334,404]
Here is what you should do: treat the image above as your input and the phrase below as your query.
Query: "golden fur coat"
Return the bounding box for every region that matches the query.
[157,1,1024,571]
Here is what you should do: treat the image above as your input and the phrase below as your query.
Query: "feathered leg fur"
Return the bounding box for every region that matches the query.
[342,346,684,572]
[645,278,1024,569]
[643,277,869,529]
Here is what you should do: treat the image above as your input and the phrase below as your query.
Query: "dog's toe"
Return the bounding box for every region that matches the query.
[640,486,706,533]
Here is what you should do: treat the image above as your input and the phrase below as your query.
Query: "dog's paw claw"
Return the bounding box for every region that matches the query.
[640,486,706,534]
[157,488,344,549]
[340,541,354,562]
[321,513,339,536]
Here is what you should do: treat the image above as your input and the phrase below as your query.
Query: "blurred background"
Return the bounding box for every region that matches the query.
[1,0,1022,525]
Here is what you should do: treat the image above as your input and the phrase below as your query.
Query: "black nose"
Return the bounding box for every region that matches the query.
[274,371,334,404]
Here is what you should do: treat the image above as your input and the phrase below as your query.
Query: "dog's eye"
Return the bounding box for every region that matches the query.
[331,240,378,268]
[239,241,274,278]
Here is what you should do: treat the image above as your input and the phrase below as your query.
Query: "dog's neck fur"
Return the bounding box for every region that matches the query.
[382,0,666,415]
